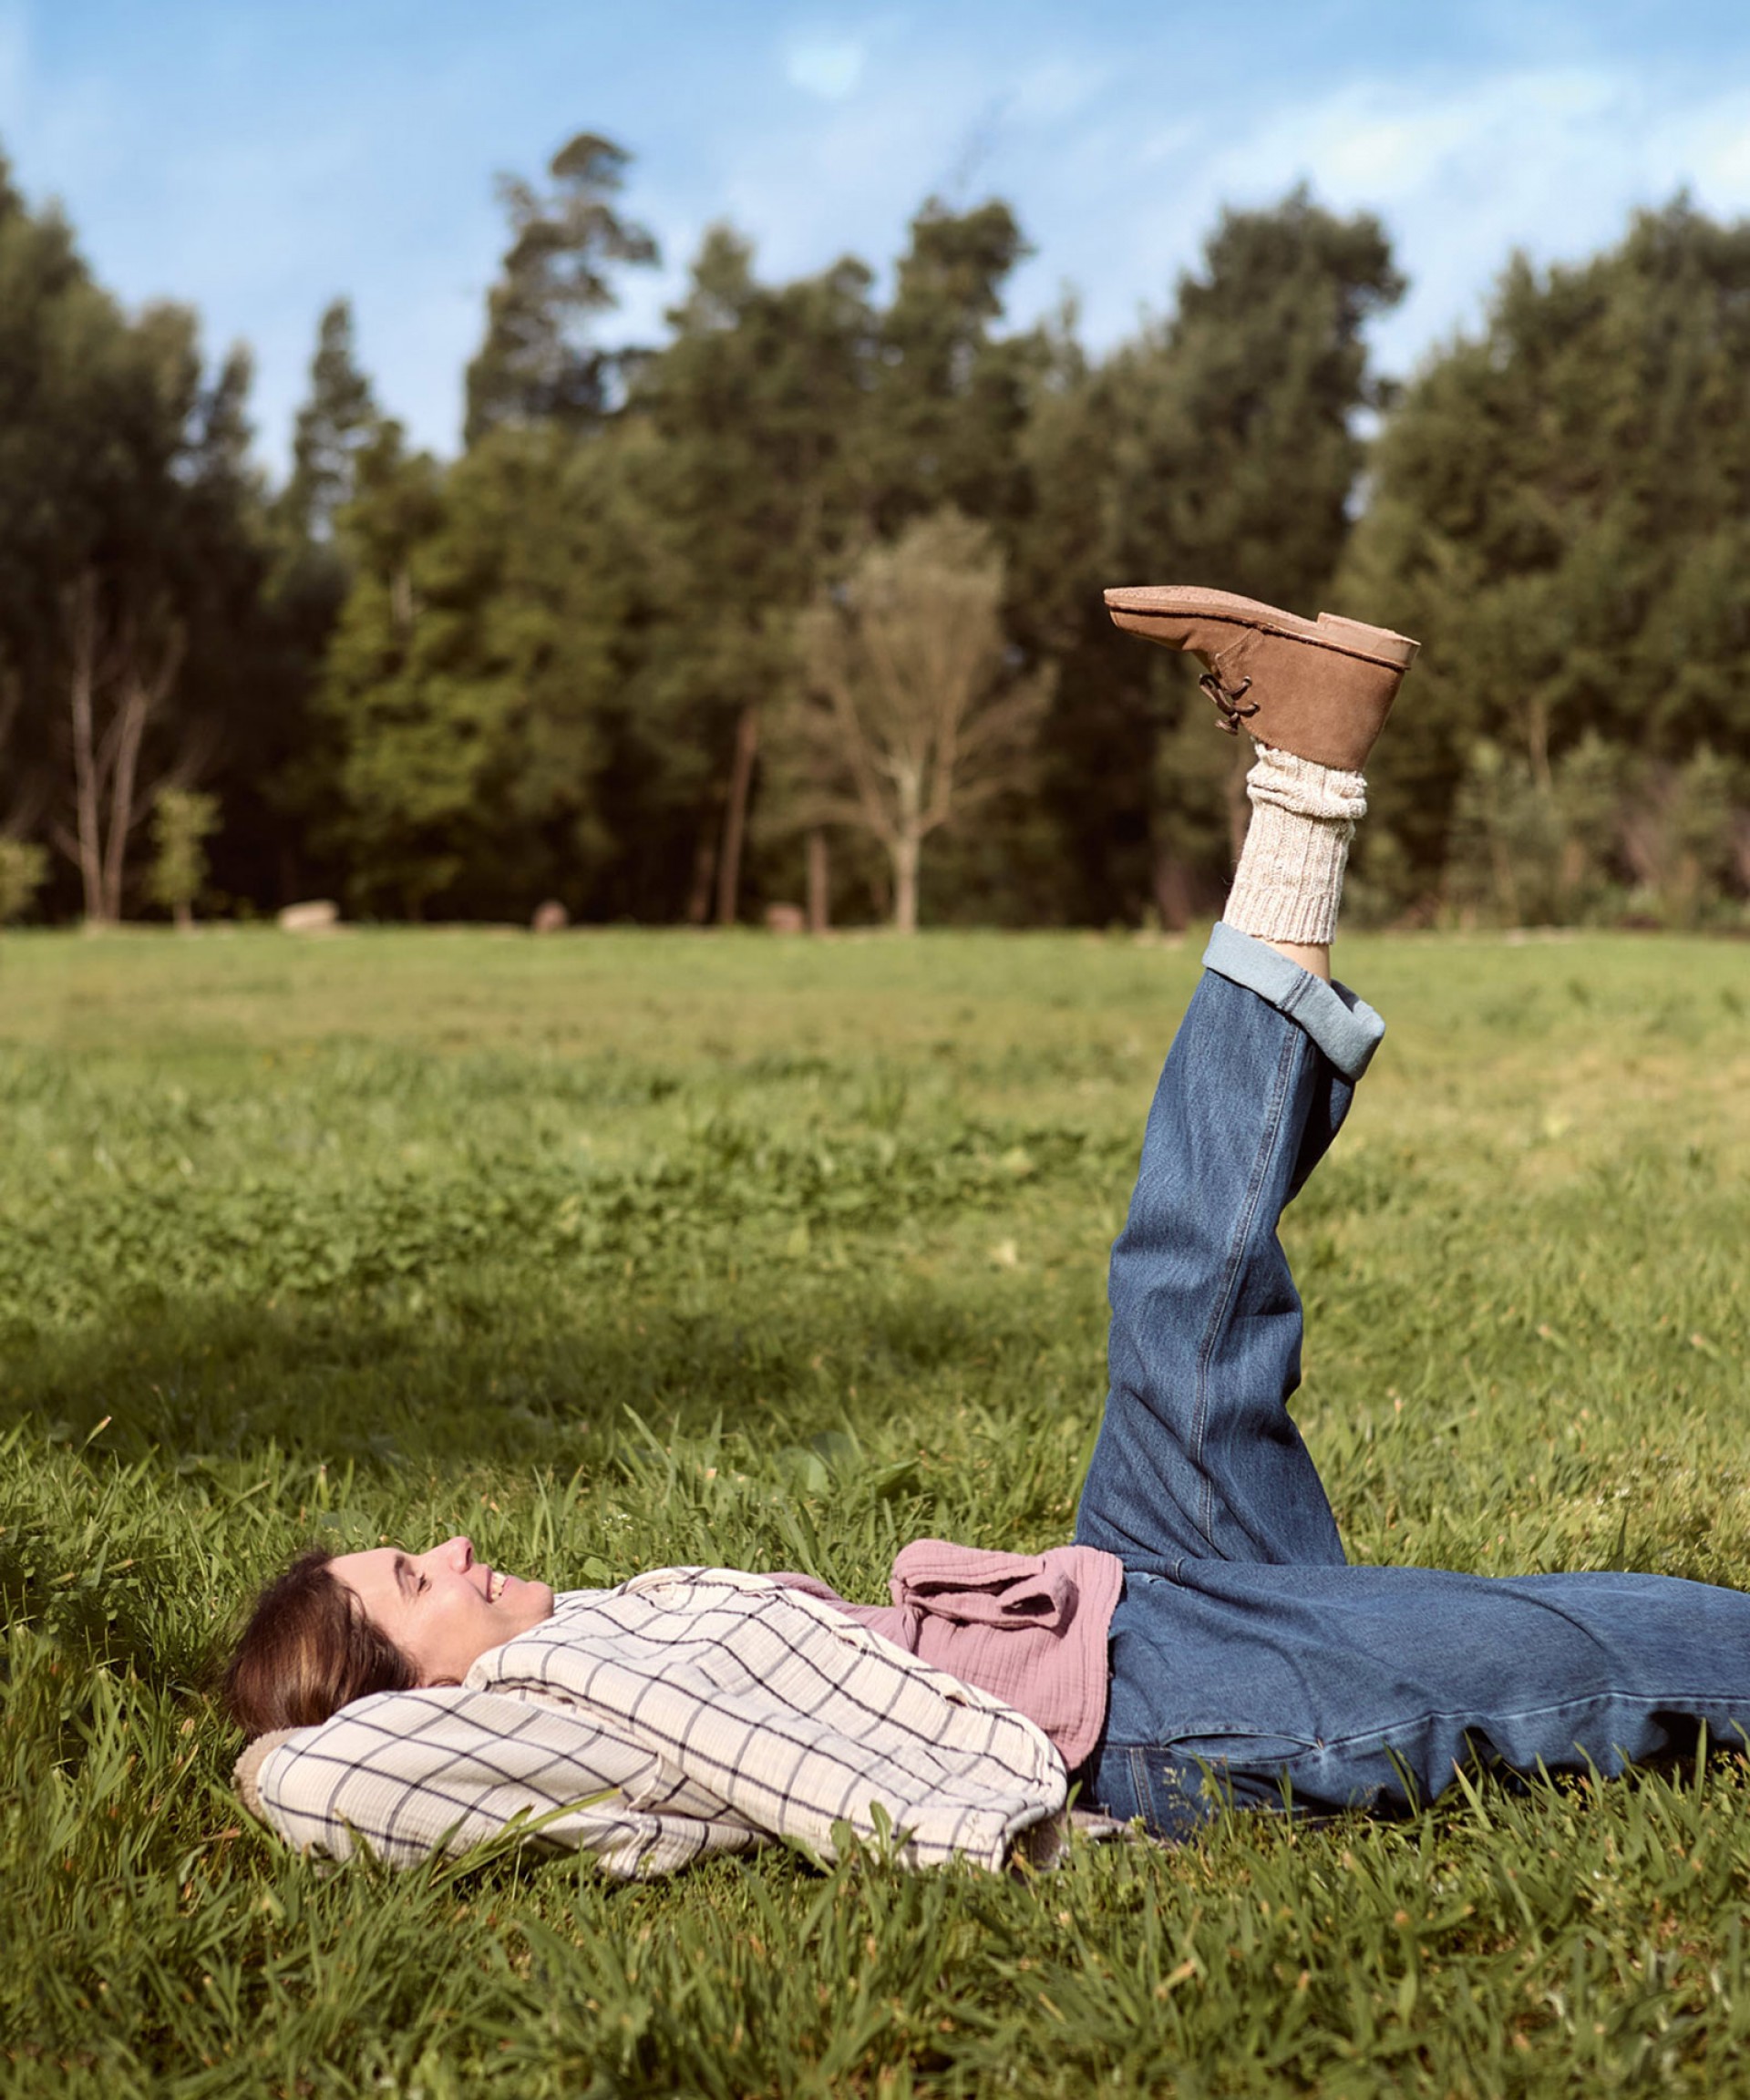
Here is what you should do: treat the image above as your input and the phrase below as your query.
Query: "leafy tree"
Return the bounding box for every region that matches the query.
[861,200,1043,538]
[317,413,657,918]
[464,131,658,447]
[1620,746,1738,927]
[169,341,283,911]
[146,784,219,928]
[237,297,387,907]
[0,149,270,922]
[307,128,667,921]
[1079,188,1405,922]
[0,149,88,774]
[0,835,46,925]
[0,163,175,902]
[317,185,1404,932]
[629,228,877,921]
[629,198,1053,928]
[1443,735,1740,930]
[313,421,458,913]
[788,510,1047,932]
[423,422,654,917]
[1343,197,1750,911]
[1104,187,1403,611]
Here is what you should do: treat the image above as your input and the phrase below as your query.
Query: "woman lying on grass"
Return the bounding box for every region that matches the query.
[226,587,1750,1874]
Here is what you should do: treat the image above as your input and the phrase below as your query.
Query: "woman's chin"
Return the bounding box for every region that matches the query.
[506,1574,556,1624]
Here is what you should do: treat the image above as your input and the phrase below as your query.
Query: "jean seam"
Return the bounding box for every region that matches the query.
[1271,1692,1750,1765]
[1140,1728,1322,1750]
[1189,1020,1302,1552]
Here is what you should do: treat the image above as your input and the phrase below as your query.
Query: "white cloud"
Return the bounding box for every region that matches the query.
[1137,117,1204,169]
[783,35,867,100]
[710,49,970,282]
[1004,64,1750,379]
[1006,56,1108,125]
[1691,98,1750,196]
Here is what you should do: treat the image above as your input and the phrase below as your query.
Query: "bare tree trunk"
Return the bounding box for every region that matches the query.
[99,677,150,922]
[715,703,758,928]
[891,829,921,933]
[685,815,717,925]
[0,659,20,759]
[1526,690,1553,799]
[0,662,33,839]
[65,575,107,922]
[174,899,192,932]
[806,828,829,933]
[890,763,925,932]
[1151,845,1193,932]
[98,624,183,923]
[1489,829,1520,924]
[57,581,183,927]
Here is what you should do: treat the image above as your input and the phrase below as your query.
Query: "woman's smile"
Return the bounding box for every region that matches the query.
[328,1536,556,1685]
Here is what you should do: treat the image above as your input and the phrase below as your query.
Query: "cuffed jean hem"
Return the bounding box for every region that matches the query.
[1202,922,1385,1081]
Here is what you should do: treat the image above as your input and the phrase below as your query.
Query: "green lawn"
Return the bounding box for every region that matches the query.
[3,924,1748,2097]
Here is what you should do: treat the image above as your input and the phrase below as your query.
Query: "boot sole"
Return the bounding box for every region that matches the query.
[1103,585,1420,670]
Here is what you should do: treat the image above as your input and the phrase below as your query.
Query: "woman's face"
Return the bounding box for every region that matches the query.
[330,1535,555,1685]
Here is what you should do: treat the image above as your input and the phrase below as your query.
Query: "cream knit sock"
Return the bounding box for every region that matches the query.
[1223,745,1367,945]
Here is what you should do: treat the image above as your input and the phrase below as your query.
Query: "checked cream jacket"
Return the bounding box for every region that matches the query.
[236,1568,1073,1878]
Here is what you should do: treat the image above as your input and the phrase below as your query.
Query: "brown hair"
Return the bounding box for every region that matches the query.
[221,1547,417,1736]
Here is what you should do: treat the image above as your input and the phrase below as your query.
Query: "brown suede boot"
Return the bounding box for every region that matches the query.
[1104,585,1420,771]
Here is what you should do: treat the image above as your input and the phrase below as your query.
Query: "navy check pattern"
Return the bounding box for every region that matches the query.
[248,1570,1069,1877]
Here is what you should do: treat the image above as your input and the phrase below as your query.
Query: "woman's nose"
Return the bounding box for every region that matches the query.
[438,1535,473,1570]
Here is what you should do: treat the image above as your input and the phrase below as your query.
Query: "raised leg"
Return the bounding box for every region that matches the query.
[1074,927,1383,1570]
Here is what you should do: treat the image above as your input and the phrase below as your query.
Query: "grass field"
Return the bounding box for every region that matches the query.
[2,923,1748,2098]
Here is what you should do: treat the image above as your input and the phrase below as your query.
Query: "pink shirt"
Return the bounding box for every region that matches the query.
[774,1539,1122,1773]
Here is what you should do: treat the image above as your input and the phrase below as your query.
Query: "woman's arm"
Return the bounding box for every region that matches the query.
[239,1683,765,1878]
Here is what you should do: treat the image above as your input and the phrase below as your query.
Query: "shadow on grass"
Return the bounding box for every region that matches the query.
[0,1262,1105,1475]
[0,1268,1105,1710]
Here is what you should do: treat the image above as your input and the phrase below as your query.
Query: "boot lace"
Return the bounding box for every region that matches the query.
[1199,670,1258,735]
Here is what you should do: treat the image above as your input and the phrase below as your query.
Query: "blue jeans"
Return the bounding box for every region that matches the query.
[1075,924,1750,1838]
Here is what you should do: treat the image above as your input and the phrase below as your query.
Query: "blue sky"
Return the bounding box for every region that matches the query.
[5,1,1750,475]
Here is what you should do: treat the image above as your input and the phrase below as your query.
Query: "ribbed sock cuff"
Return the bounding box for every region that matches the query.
[1223,746,1367,945]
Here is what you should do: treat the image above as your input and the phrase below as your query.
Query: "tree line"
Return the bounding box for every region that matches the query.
[2,132,1747,933]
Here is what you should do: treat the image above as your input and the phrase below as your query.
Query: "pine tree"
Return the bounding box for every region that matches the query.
[1035,190,1404,923]
[861,199,1043,539]
[629,228,877,921]
[1343,196,1750,913]
[464,132,658,446]
[282,299,379,546]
